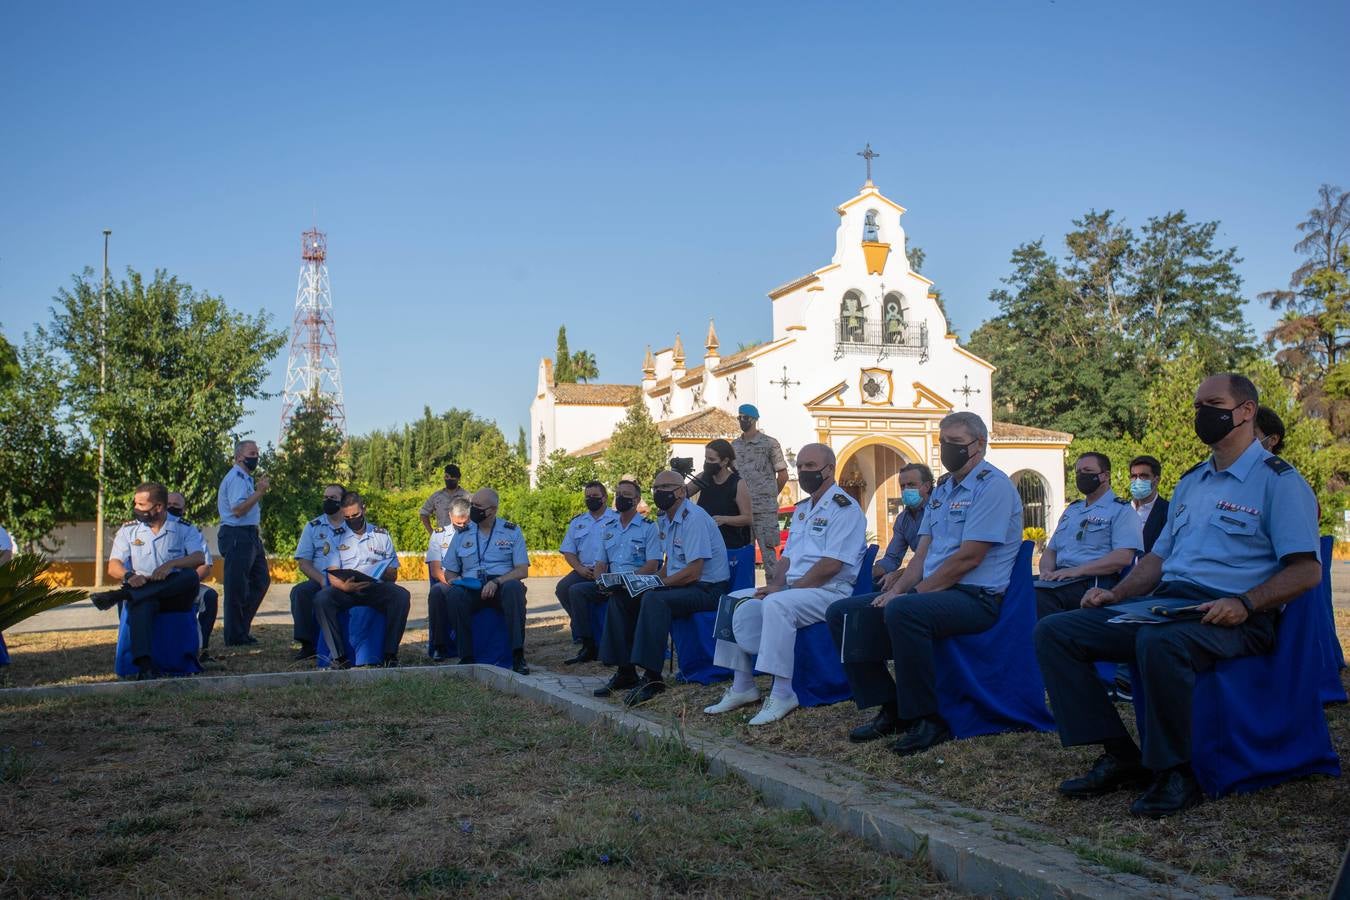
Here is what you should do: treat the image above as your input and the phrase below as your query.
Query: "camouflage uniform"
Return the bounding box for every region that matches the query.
[419,486,471,528]
[732,430,788,579]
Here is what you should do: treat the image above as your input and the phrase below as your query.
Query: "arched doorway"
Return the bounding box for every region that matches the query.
[1013,470,1048,532]
[836,441,911,545]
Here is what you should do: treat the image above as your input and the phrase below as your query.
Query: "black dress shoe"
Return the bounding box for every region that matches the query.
[889,718,952,757]
[293,644,317,661]
[624,676,666,707]
[134,668,164,681]
[1130,768,1203,818]
[849,707,904,743]
[381,656,399,668]
[564,641,598,665]
[90,589,127,611]
[1058,753,1150,799]
[512,659,531,675]
[593,670,640,697]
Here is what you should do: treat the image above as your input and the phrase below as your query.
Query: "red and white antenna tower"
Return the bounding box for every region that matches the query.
[279,228,347,437]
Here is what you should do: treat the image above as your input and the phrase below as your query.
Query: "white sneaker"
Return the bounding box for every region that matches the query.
[703,687,760,715]
[748,694,799,726]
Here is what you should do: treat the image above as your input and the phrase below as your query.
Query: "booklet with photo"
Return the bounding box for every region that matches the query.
[1106,597,1209,625]
[712,593,756,642]
[840,606,891,663]
[617,573,665,596]
[327,556,394,585]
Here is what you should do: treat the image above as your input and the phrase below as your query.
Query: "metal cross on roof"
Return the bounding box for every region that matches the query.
[954,375,982,408]
[771,365,801,400]
[857,143,880,183]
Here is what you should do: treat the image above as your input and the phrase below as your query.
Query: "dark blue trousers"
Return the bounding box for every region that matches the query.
[825,586,1001,719]
[433,580,527,661]
[605,580,729,675]
[289,580,322,644]
[197,586,218,649]
[218,524,270,644]
[313,581,412,660]
[567,580,606,641]
[125,569,200,663]
[1034,604,1276,771]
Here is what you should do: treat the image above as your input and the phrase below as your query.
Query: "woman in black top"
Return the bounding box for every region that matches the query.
[692,438,753,549]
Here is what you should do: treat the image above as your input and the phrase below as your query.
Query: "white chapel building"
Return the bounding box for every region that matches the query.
[529,174,1071,541]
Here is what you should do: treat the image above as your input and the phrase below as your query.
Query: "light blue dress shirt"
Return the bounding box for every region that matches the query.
[919,458,1023,592]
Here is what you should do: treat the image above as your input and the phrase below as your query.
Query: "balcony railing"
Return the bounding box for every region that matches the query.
[834,319,928,361]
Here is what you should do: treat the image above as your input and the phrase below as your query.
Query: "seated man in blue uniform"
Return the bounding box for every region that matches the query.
[90,482,207,680]
[432,487,531,674]
[596,469,730,706]
[1034,373,1322,818]
[564,479,662,665]
[873,463,934,587]
[555,481,620,664]
[425,496,472,659]
[289,483,347,661]
[1035,452,1142,618]
[166,491,219,664]
[826,411,1023,754]
[311,491,411,669]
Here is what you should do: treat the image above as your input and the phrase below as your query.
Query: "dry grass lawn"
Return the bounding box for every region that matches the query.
[0,677,959,898]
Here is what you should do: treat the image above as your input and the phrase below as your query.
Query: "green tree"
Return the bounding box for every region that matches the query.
[554,325,575,383]
[515,425,528,460]
[0,328,19,392]
[570,349,599,383]
[601,401,668,489]
[1260,184,1350,435]
[345,407,497,490]
[39,267,285,510]
[968,209,1254,438]
[461,428,527,490]
[0,341,93,547]
[534,448,602,492]
[259,395,346,555]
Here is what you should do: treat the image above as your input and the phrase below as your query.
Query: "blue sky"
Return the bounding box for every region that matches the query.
[2,1,1346,449]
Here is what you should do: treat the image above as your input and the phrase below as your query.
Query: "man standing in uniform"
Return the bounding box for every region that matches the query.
[435,487,531,674]
[705,444,865,725]
[311,491,411,669]
[420,464,470,534]
[290,483,348,661]
[166,491,218,663]
[90,483,206,679]
[555,481,621,663]
[731,404,789,581]
[568,479,663,666]
[1128,455,1170,555]
[827,411,1023,752]
[0,522,12,566]
[425,497,472,659]
[216,440,270,645]
[873,463,934,586]
[1035,453,1141,618]
[1034,374,1321,818]
[599,470,730,706]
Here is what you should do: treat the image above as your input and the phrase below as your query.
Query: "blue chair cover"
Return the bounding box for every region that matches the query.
[1130,573,1342,797]
[0,632,9,666]
[727,544,756,592]
[427,607,514,670]
[114,604,203,678]
[931,540,1055,738]
[315,606,388,668]
[671,546,755,685]
[1315,536,1347,704]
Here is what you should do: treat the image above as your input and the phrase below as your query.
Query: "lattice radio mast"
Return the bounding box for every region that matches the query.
[279,228,347,437]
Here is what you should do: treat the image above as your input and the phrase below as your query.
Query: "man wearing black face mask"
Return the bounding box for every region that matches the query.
[420,464,470,534]
[831,411,1023,753]
[216,439,271,646]
[89,483,206,679]
[289,483,348,661]
[554,481,620,663]
[1035,374,1321,818]
[1034,453,1141,619]
[166,491,219,664]
[596,470,730,706]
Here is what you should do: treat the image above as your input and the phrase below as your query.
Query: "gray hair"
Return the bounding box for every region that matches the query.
[939,411,988,442]
[448,497,471,517]
[233,439,257,457]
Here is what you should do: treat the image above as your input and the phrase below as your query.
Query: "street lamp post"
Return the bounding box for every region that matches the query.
[93,229,110,587]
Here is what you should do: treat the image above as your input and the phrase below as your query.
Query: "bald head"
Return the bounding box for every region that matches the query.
[652,470,683,491]
[470,488,499,529]
[472,488,499,508]
[796,442,836,497]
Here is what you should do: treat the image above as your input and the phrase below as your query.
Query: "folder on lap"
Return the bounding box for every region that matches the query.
[841,606,891,663]
[712,593,755,642]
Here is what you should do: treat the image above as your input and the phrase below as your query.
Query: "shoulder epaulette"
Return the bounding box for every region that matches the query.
[433,525,447,534]
[832,493,851,507]
[1113,497,1130,505]
[936,473,951,487]
[176,516,193,526]
[121,520,135,527]
[1180,460,1207,479]
[309,516,323,526]
[1264,456,1294,475]
[503,520,518,530]
[569,512,587,521]
[371,525,389,534]
[795,497,810,507]
[975,468,991,480]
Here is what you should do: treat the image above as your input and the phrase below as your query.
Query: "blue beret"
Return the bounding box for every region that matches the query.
[738,404,759,418]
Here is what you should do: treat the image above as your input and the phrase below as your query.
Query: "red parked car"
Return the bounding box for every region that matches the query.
[754,505,796,565]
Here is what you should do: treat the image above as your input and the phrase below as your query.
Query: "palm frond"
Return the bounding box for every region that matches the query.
[0,555,87,633]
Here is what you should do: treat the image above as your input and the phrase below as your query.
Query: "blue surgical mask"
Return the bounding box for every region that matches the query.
[1129,479,1154,501]
[901,488,923,509]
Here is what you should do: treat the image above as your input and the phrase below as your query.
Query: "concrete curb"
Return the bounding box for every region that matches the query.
[0,665,1249,899]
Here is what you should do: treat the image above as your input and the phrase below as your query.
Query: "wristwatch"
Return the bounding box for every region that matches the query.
[1234,593,1254,613]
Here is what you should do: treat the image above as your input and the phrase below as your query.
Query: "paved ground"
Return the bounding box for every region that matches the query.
[14,561,1350,635]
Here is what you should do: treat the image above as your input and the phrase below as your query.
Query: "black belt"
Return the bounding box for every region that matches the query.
[220,524,259,531]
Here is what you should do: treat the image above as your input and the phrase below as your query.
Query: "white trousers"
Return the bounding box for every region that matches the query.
[713,583,851,679]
